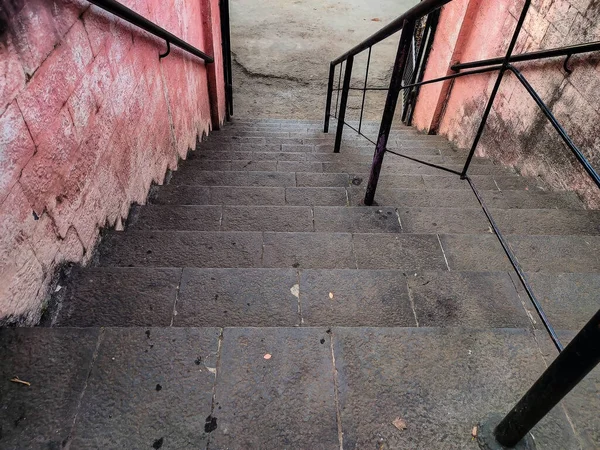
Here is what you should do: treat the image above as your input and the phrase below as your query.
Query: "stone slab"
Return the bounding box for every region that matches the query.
[262,232,355,269]
[493,209,600,235]
[406,271,529,327]
[513,272,600,331]
[70,328,220,449]
[314,206,402,233]
[56,267,180,327]
[175,268,300,326]
[507,235,600,273]
[296,172,350,187]
[171,170,296,187]
[98,231,263,268]
[398,207,491,234]
[299,269,415,326]
[221,206,313,232]
[151,186,211,205]
[211,327,339,449]
[439,234,512,271]
[210,186,286,205]
[0,328,99,448]
[128,205,222,231]
[333,327,580,450]
[285,187,348,206]
[353,233,447,270]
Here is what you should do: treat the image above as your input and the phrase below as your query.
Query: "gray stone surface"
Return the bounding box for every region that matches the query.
[371,173,427,189]
[285,187,348,206]
[211,327,339,449]
[0,328,99,448]
[347,187,480,207]
[263,232,355,269]
[353,233,447,270]
[210,186,286,205]
[439,234,512,271]
[493,209,600,235]
[513,272,600,330]
[221,205,313,231]
[296,172,350,187]
[56,267,180,327]
[398,207,491,234]
[172,170,296,187]
[332,327,580,449]
[230,160,278,171]
[421,175,497,190]
[175,268,300,326]
[151,185,211,205]
[277,161,323,172]
[478,190,584,210]
[71,328,220,448]
[300,269,415,326]
[507,235,600,273]
[406,271,529,327]
[314,206,402,233]
[99,231,263,267]
[128,205,222,231]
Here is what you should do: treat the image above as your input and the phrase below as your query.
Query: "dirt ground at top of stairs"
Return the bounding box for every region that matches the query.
[230,0,419,120]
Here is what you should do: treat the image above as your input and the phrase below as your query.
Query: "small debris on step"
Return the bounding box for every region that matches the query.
[54,285,62,293]
[290,284,300,298]
[472,425,478,438]
[10,376,31,387]
[264,353,272,360]
[392,417,407,431]
[371,17,381,21]
[152,437,164,449]
[205,415,218,433]
[329,292,334,299]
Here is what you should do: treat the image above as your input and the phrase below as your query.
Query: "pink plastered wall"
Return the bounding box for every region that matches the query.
[0,0,225,324]
[413,0,600,207]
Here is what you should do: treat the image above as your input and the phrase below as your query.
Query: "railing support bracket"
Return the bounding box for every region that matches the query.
[159,40,171,59]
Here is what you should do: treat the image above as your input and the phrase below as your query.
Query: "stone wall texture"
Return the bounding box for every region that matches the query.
[413,0,600,207]
[0,0,225,324]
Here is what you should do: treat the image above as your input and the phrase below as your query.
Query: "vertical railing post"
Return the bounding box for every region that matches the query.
[461,0,531,178]
[358,47,372,135]
[364,19,416,205]
[334,55,354,153]
[324,63,336,133]
[478,309,600,449]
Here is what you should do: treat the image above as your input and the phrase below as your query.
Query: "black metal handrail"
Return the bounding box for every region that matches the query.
[324,1,600,447]
[330,0,450,65]
[88,0,214,63]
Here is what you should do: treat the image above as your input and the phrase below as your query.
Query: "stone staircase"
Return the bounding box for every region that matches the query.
[1,119,598,449]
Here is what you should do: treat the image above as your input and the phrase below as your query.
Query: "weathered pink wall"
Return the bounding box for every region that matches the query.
[413,0,600,207]
[0,0,225,324]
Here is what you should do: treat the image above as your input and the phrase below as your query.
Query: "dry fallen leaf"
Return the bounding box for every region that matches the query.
[392,417,407,431]
[329,292,334,299]
[10,376,31,387]
[472,425,478,438]
[371,17,381,22]
[264,353,272,360]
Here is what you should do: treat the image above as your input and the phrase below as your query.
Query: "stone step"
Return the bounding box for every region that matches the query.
[128,205,599,235]
[178,159,504,175]
[188,149,492,165]
[195,141,449,155]
[167,170,548,191]
[53,268,532,329]
[0,326,585,448]
[150,185,584,210]
[196,139,452,153]
[96,231,600,273]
